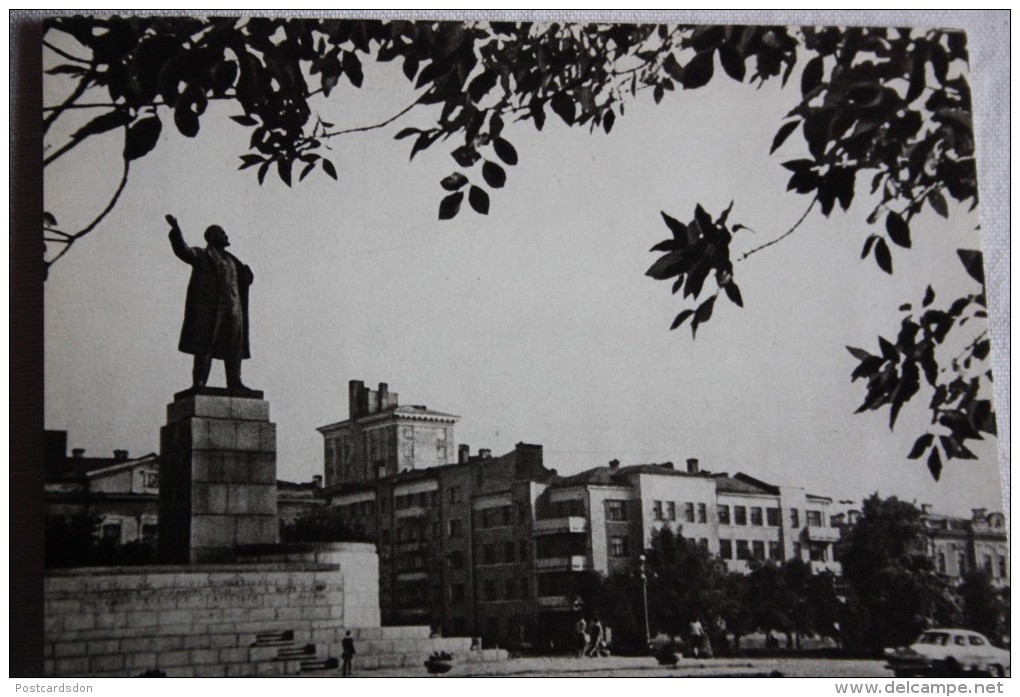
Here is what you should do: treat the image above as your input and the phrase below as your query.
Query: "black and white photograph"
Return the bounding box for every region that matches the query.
[17,10,1009,682]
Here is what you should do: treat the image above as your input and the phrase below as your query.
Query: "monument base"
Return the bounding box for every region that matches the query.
[159,389,278,563]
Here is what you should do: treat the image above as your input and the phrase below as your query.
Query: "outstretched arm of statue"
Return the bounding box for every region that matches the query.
[166,214,196,264]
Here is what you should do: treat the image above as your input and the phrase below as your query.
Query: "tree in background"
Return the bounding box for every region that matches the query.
[958,571,1008,645]
[836,494,961,650]
[43,18,993,476]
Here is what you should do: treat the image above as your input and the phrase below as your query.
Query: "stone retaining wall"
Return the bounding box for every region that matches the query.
[44,542,380,676]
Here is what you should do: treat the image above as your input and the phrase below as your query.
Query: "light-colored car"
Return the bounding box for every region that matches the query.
[885,629,1010,677]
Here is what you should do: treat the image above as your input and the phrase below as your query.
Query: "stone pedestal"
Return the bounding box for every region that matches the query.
[159,387,279,563]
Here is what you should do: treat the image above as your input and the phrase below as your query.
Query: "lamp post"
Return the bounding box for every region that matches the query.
[638,554,650,648]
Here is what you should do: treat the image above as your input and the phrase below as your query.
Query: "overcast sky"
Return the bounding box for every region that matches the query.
[42,15,1007,517]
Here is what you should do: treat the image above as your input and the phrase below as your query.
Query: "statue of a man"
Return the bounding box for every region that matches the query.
[166,214,254,394]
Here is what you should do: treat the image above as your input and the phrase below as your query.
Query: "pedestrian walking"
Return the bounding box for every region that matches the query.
[586,617,606,657]
[341,630,356,676]
[574,617,588,658]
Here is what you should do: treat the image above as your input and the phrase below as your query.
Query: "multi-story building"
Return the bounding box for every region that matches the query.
[923,507,1009,586]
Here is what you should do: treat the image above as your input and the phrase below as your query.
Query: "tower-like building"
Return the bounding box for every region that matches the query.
[317,380,459,487]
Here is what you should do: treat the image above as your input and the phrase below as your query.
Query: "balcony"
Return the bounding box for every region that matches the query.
[395,570,429,582]
[805,526,841,542]
[534,555,589,572]
[533,516,588,535]
[536,595,573,609]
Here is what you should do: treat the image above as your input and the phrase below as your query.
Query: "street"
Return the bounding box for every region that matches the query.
[363,655,891,678]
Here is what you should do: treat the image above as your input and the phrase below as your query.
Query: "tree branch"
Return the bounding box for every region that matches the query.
[43,39,90,64]
[43,68,95,134]
[739,197,817,261]
[45,154,131,271]
[318,97,421,139]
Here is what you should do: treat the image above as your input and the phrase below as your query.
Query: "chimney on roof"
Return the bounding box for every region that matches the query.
[921,503,933,514]
[377,382,389,411]
[972,507,988,521]
[72,448,85,459]
[609,459,620,470]
[686,458,699,474]
[661,461,674,470]
[479,448,492,459]
[113,450,129,461]
[312,475,323,488]
[459,444,470,464]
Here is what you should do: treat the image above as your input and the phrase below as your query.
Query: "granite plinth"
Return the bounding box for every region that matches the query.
[160,391,279,563]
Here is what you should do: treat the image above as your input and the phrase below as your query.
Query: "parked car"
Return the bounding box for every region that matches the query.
[885,629,1009,677]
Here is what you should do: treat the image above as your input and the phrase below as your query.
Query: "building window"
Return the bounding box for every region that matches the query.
[448,519,463,538]
[381,528,391,545]
[483,544,496,565]
[809,544,827,562]
[607,500,627,522]
[790,508,800,528]
[718,505,731,525]
[667,502,676,521]
[505,579,516,600]
[736,540,751,561]
[957,552,967,574]
[766,508,781,527]
[997,555,1007,577]
[683,502,695,523]
[751,507,763,526]
[793,542,802,559]
[937,552,947,573]
[447,486,462,504]
[698,538,709,551]
[518,540,529,561]
[519,577,529,599]
[983,555,994,574]
[447,550,464,570]
[806,510,823,528]
[610,535,628,558]
[653,501,663,520]
[101,522,122,543]
[484,580,497,601]
[752,541,766,561]
[380,496,388,514]
[141,523,158,543]
[719,539,733,559]
[697,503,707,524]
[504,541,515,563]
[768,541,782,560]
[734,506,747,526]
[143,471,159,488]
[450,584,465,603]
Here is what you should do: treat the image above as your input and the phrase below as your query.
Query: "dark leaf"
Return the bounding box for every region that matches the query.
[653,84,664,104]
[530,98,546,131]
[603,109,615,134]
[861,235,877,260]
[257,161,270,185]
[885,212,911,248]
[43,211,57,227]
[898,304,912,312]
[846,346,875,362]
[919,347,938,386]
[451,144,480,167]
[972,339,990,361]
[550,92,575,125]
[493,138,518,166]
[482,160,506,188]
[230,115,258,127]
[957,249,984,285]
[663,53,684,82]
[72,110,130,141]
[718,44,745,82]
[670,309,695,330]
[801,55,824,96]
[299,162,315,181]
[402,55,419,81]
[438,191,464,220]
[646,253,681,280]
[770,120,799,154]
[693,204,713,235]
[928,190,949,218]
[723,282,743,307]
[343,51,364,88]
[174,102,200,138]
[926,445,942,480]
[874,238,893,274]
[878,336,898,362]
[468,185,489,214]
[321,158,338,180]
[468,70,498,103]
[922,285,935,307]
[394,127,420,140]
[124,115,162,161]
[690,295,716,338]
[440,172,468,191]
[649,239,675,253]
[277,158,292,187]
[682,50,714,89]
[661,212,686,240]
[907,433,934,459]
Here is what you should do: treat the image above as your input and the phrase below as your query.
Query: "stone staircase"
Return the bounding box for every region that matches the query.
[53,625,506,677]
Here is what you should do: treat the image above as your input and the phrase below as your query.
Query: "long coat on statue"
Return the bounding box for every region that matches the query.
[169,227,253,360]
